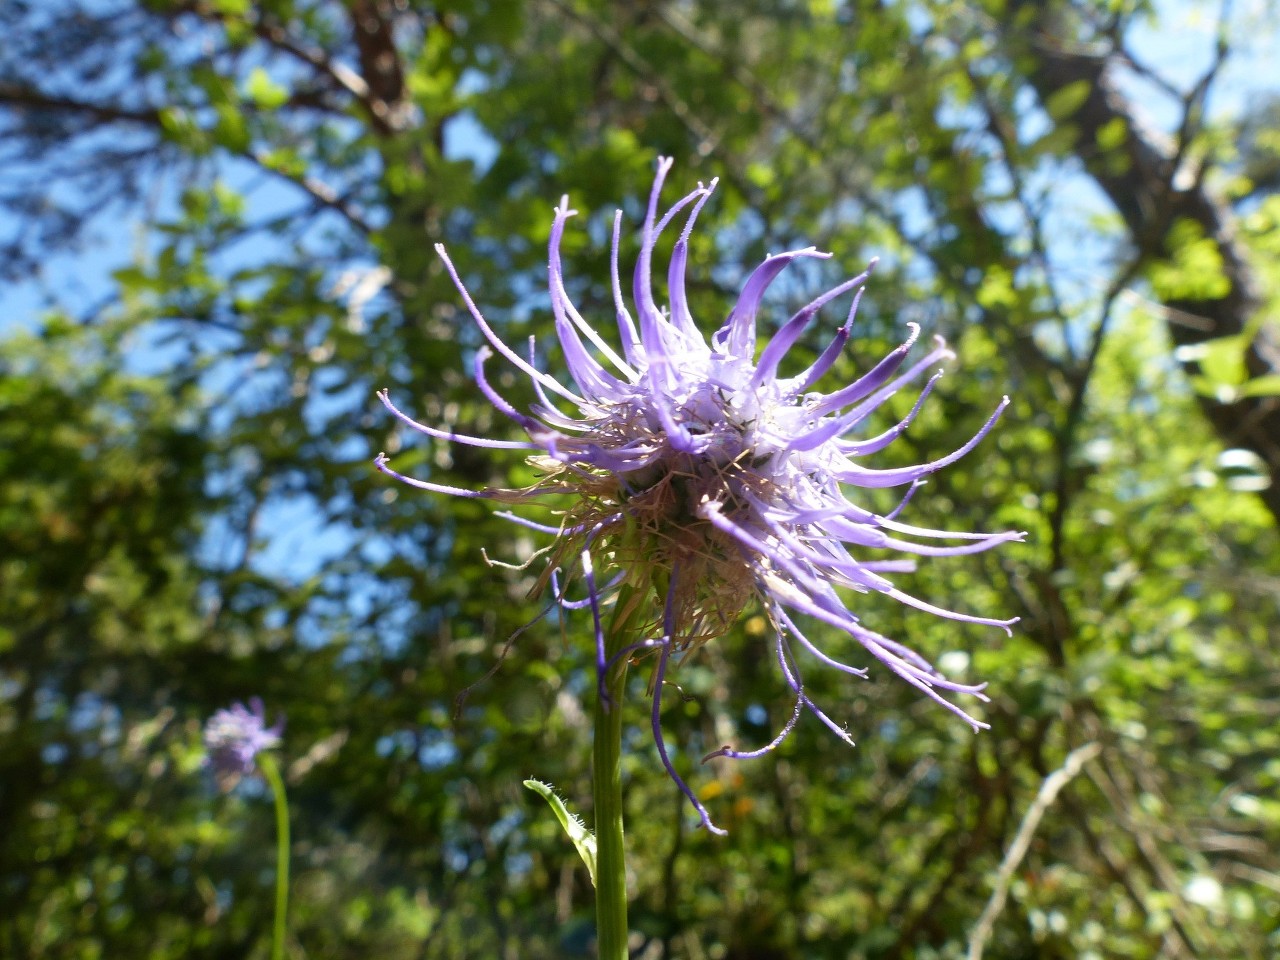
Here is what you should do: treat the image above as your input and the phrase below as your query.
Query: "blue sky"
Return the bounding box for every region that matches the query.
[4,0,1274,332]
[1,1,1275,590]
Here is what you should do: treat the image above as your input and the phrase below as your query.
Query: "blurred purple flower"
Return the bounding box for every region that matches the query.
[204,698,283,785]
[377,158,1023,832]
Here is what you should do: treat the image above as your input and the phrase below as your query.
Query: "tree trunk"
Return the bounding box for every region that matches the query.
[1009,7,1280,520]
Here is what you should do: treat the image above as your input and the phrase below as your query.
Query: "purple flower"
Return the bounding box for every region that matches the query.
[204,698,283,785]
[376,158,1023,833]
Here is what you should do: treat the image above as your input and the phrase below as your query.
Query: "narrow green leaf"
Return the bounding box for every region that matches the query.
[523,779,596,887]
[1240,374,1280,398]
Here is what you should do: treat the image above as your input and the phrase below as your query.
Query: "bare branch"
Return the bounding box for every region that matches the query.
[966,742,1101,960]
[0,78,372,236]
[541,0,718,150]
[1010,3,1280,520]
[172,0,371,103]
[1046,254,1144,576]
[0,82,161,126]
[247,147,373,235]
[1167,0,1235,185]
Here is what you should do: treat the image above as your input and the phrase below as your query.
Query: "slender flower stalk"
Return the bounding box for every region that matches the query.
[376,158,1023,843]
[258,753,291,960]
[204,700,289,960]
[591,581,646,959]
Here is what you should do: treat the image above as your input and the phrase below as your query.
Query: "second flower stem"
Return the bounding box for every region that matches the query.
[258,753,290,960]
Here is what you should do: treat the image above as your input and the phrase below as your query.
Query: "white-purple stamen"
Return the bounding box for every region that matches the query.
[376,158,1024,833]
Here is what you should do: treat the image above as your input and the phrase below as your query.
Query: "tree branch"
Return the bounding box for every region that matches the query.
[967,741,1101,960]
[1008,4,1280,520]
[0,82,161,126]
[0,80,372,236]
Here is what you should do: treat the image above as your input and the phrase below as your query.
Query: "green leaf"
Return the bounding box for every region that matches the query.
[975,265,1018,311]
[523,779,596,887]
[1149,219,1232,300]
[1096,116,1128,152]
[1044,80,1091,120]
[212,102,250,152]
[1240,374,1280,398]
[258,146,307,178]
[245,67,289,110]
[1198,335,1248,388]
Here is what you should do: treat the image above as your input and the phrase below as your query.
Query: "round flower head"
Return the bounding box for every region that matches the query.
[376,158,1023,833]
[204,698,283,788]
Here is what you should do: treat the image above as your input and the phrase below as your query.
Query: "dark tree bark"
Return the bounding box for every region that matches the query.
[1010,7,1280,521]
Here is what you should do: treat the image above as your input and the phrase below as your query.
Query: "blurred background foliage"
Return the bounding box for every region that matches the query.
[2,0,1279,957]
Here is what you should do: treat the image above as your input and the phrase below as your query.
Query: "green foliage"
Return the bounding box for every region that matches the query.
[1043,79,1092,120]
[1149,218,1233,301]
[1,1,1277,958]
[244,67,289,111]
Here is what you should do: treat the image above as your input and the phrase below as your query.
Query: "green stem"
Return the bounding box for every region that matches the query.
[258,754,290,960]
[593,591,638,960]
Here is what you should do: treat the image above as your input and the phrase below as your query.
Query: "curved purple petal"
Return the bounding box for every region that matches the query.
[374,158,1020,832]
